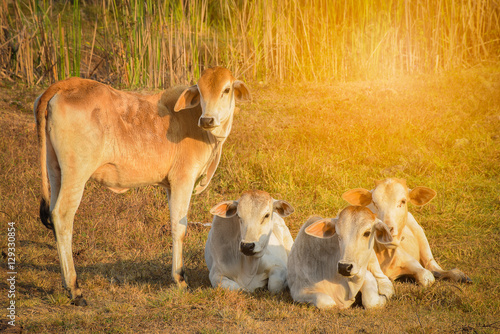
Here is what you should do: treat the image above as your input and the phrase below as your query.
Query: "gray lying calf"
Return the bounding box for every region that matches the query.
[288,206,394,309]
[205,190,294,293]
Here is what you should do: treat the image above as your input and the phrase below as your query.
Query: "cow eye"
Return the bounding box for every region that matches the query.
[222,87,230,96]
[363,231,371,237]
[398,199,406,208]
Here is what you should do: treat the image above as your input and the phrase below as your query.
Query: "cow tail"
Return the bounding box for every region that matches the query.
[35,85,60,231]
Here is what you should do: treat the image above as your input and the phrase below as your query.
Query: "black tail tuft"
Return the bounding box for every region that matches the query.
[40,198,54,230]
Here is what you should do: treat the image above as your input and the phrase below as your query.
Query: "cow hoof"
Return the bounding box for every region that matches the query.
[431,270,442,279]
[71,296,88,307]
[176,275,188,289]
[433,269,472,284]
[451,269,473,284]
[460,275,473,284]
[177,281,188,289]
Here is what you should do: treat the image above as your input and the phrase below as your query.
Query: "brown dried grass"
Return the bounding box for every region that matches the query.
[0,67,499,332]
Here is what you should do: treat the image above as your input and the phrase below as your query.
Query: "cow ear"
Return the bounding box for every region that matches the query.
[210,200,238,218]
[374,220,393,244]
[273,200,294,217]
[305,218,337,239]
[174,85,200,112]
[233,80,251,102]
[409,187,436,206]
[342,188,372,206]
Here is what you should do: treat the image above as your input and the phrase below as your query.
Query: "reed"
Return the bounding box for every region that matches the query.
[2,0,499,87]
[71,0,81,77]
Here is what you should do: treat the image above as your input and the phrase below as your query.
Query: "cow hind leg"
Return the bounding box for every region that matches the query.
[51,176,88,306]
[40,135,62,232]
[40,198,53,230]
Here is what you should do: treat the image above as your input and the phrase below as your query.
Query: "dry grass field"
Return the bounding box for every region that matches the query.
[1,67,499,333]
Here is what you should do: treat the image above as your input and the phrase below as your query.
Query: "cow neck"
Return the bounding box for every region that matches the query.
[194,112,234,190]
[204,115,229,167]
[239,252,261,289]
[209,111,234,142]
[203,110,234,166]
[345,269,365,301]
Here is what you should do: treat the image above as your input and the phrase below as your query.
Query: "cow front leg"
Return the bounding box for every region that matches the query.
[406,213,442,271]
[290,286,336,309]
[267,265,288,294]
[209,271,242,291]
[167,182,194,288]
[306,292,336,309]
[360,271,390,309]
[367,251,394,299]
[389,248,435,287]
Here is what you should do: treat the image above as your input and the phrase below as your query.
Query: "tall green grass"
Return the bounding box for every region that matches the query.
[2,0,500,87]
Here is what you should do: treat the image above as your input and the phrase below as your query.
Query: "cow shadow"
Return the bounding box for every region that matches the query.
[396,275,417,284]
[17,242,213,299]
[19,239,56,250]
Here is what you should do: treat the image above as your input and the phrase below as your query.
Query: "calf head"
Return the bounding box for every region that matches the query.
[342,178,436,248]
[210,190,294,258]
[305,206,393,277]
[174,66,250,134]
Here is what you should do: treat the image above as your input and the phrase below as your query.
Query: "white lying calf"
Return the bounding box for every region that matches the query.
[342,178,471,287]
[288,206,394,309]
[205,190,294,293]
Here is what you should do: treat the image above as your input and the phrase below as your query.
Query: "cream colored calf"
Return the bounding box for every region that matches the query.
[343,178,471,287]
[205,190,294,293]
[288,206,394,309]
[34,67,250,305]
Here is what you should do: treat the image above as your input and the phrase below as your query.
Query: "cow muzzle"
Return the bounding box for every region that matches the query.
[240,242,256,256]
[199,116,218,129]
[338,262,354,277]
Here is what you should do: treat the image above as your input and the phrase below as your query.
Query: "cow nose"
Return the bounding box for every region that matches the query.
[389,226,398,237]
[240,242,256,256]
[338,262,353,276]
[199,117,215,128]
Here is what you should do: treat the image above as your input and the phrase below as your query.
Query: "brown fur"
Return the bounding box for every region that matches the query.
[34,67,250,303]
